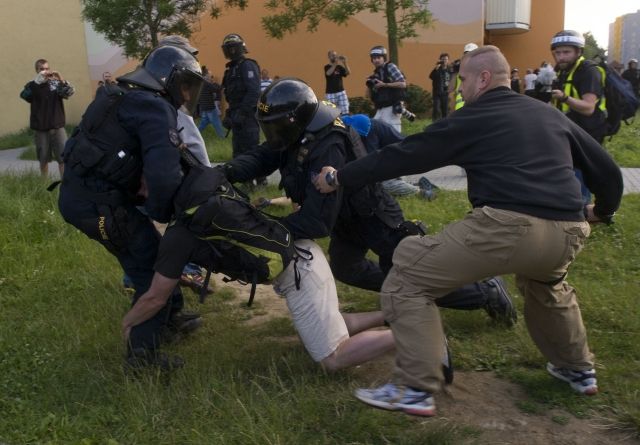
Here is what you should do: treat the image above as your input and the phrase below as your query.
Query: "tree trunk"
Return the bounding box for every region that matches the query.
[385,0,399,65]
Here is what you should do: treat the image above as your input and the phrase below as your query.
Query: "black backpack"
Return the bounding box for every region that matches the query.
[173,159,296,305]
[596,61,640,137]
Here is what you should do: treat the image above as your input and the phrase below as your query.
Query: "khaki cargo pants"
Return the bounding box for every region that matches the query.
[381,206,594,393]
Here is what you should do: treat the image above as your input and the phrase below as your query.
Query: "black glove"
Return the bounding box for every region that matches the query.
[217,163,235,183]
[397,219,428,236]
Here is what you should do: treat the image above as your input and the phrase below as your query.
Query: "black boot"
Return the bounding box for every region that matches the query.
[163,310,203,343]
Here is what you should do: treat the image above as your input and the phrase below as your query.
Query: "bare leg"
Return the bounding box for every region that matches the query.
[58,163,64,177]
[342,311,385,336]
[321,329,395,371]
[40,162,48,177]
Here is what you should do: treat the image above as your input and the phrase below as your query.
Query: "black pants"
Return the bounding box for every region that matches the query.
[432,93,449,121]
[58,181,183,351]
[328,215,490,310]
[231,115,266,185]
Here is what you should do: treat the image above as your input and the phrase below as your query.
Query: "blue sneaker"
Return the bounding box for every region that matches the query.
[546,363,598,395]
[354,383,436,417]
[417,176,438,201]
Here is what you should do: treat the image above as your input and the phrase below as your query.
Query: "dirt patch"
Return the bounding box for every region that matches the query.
[219,278,640,445]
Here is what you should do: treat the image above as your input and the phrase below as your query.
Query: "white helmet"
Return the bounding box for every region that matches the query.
[463,43,479,53]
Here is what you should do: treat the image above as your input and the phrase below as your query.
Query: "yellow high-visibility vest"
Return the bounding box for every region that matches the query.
[554,56,606,114]
[454,74,464,110]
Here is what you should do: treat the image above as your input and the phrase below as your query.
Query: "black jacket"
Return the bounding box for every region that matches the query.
[337,87,622,222]
[226,126,403,240]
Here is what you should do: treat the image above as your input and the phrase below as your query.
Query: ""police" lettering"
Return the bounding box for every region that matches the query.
[98,216,109,240]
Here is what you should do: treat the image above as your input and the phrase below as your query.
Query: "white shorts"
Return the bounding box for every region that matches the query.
[273,239,349,362]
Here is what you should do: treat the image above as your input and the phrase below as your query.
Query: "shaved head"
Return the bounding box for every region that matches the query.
[458,46,511,103]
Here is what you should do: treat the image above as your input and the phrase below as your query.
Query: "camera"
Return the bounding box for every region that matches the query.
[551,79,562,90]
[366,75,378,88]
[393,102,416,122]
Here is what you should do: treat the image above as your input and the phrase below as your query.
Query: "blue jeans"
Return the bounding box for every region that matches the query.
[198,109,225,137]
[574,168,592,205]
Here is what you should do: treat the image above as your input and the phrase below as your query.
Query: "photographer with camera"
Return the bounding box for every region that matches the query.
[366,46,408,132]
[429,53,451,121]
[20,59,74,177]
[324,50,350,115]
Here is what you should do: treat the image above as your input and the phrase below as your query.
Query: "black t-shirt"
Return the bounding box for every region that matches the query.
[324,64,348,94]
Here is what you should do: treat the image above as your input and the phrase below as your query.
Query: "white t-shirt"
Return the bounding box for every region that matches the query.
[524,73,538,91]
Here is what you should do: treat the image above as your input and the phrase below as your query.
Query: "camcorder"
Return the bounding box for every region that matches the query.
[393,102,416,122]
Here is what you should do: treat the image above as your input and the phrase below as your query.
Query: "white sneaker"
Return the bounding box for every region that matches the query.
[546,362,598,395]
[354,383,436,417]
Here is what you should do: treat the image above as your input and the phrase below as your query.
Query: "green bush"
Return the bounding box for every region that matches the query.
[405,83,432,117]
[348,96,375,116]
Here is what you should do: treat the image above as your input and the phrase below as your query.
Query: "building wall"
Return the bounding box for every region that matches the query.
[620,10,640,66]
[1,0,564,137]
[2,1,93,136]
[608,19,623,63]
[488,0,565,74]
[192,0,563,98]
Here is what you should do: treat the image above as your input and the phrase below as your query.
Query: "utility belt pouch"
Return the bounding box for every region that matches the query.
[63,129,105,177]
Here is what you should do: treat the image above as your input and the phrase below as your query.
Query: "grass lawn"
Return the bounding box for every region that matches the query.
[0,174,638,444]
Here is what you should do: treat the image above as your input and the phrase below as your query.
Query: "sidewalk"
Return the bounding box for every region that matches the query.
[2,147,639,193]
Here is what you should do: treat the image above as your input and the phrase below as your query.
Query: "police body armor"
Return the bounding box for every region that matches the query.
[63,83,142,194]
[222,58,259,110]
[280,121,402,229]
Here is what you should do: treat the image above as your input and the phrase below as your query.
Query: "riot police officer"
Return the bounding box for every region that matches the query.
[58,45,205,370]
[220,34,266,187]
[223,78,517,325]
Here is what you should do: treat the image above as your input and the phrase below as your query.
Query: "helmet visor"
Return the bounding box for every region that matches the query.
[167,67,204,114]
[258,114,302,150]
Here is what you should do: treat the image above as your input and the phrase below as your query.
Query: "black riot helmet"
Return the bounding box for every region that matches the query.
[550,30,585,51]
[118,45,204,113]
[256,78,340,150]
[369,45,388,61]
[222,33,248,60]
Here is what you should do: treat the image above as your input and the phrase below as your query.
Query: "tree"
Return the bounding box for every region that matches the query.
[583,32,605,61]
[82,0,209,59]
[212,0,433,65]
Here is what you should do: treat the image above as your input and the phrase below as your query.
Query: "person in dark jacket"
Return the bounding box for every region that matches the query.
[221,33,266,187]
[429,53,451,121]
[314,45,623,416]
[58,46,206,371]
[622,58,639,98]
[20,58,74,177]
[338,114,516,324]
